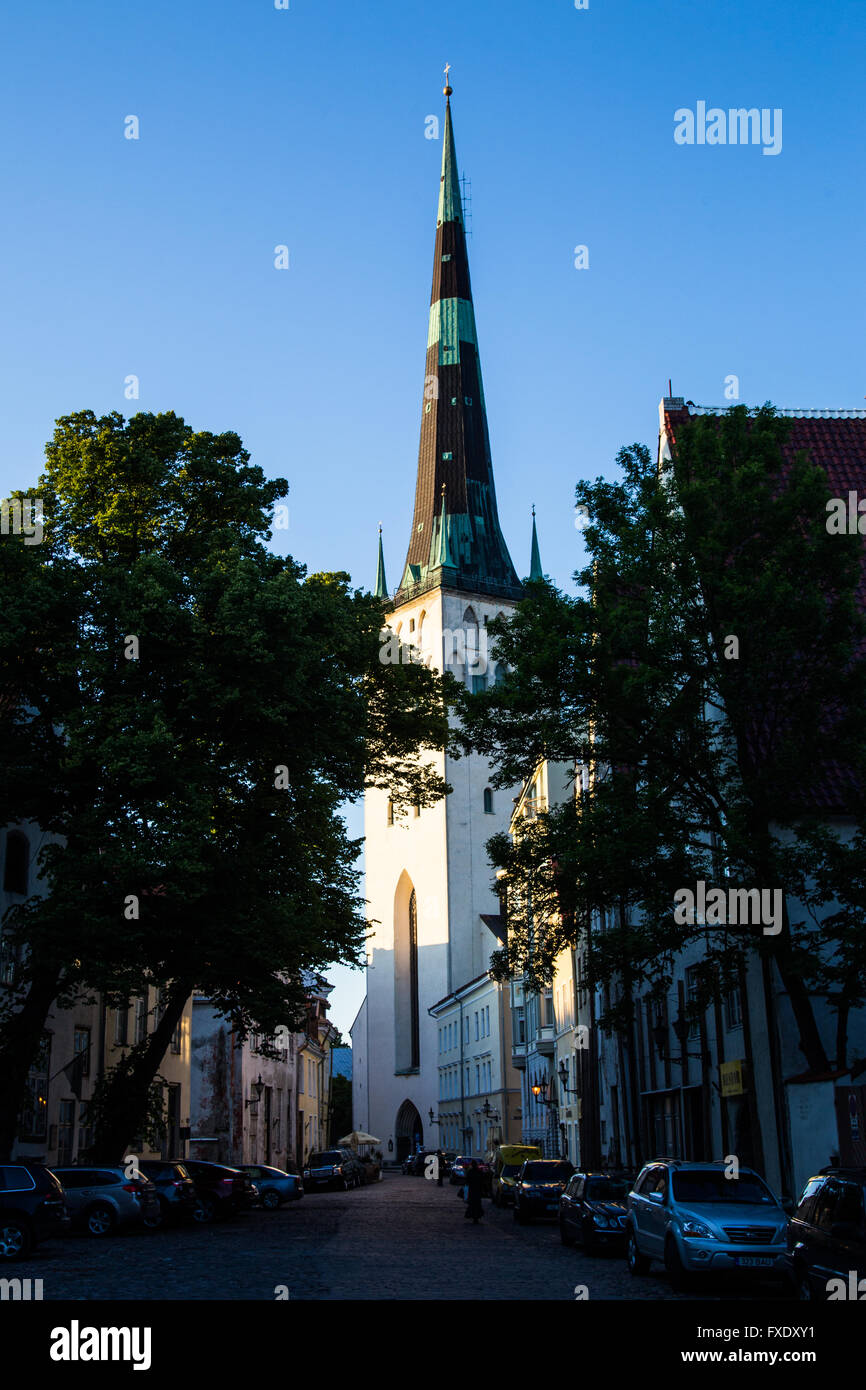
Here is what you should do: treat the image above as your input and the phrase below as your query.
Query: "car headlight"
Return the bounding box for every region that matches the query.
[592,1214,609,1228]
[681,1219,715,1239]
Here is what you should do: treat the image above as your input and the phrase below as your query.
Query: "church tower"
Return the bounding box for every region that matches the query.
[362,79,524,1161]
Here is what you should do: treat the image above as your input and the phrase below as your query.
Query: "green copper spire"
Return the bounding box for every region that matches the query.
[396,80,522,605]
[374,524,388,599]
[438,92,463,228]
[529,506,543,581]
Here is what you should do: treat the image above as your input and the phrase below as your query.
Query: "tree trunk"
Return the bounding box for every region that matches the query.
[88,977,193,1163]
[0,964,63,1161]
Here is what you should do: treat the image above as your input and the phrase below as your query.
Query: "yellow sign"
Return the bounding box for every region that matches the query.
[720,1059,746,1097]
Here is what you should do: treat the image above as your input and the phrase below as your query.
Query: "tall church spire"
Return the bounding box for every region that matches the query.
[374,524,388,599]
[529,506,543,581]
[396,82,522,605]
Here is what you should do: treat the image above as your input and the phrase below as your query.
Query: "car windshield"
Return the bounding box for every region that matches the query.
[585,1178,629,1201]
[309,1153,342,1165]
[524,1162,572,1181]
[672,1171,776,1205]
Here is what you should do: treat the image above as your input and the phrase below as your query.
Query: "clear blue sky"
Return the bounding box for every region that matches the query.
[3,0,864,1033]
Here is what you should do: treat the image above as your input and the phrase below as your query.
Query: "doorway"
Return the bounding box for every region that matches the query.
[395,1099,423,1162]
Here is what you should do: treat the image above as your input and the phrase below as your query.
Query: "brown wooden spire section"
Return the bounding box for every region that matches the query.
[396,84,522,604]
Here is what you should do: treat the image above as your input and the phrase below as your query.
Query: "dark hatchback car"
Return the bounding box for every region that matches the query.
[513,1159,575,1224]
[785,1167,866,1301]
[0,1162,69,1260]
[559,1171,632,1251]
[179,1159,255,1222]
[137,1160,199,1224]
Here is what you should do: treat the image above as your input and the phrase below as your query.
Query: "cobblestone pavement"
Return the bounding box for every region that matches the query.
[27,1171,791,1301]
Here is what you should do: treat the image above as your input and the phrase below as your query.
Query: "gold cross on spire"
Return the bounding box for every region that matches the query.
[443,62,453,97]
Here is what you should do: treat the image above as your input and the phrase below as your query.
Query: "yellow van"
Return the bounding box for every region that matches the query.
[490,1144,543,1207]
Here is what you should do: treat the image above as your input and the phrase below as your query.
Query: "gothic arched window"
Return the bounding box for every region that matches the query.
[483,788,494,814]
[408,889,420,1069]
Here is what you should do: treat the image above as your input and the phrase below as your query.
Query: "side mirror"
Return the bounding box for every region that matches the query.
[647,1190,664,1204]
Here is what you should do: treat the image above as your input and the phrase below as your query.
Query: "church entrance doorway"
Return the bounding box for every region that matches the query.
[395,1099,423,1162]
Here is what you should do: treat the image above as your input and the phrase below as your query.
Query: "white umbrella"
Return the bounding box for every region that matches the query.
[338,1131,381,1147]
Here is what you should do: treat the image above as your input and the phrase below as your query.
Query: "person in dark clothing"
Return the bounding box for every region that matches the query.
[436,1150,444,1188]
[464,1160,484,1223]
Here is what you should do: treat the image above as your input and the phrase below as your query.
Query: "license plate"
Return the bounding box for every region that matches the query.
[735,1256,774,1267]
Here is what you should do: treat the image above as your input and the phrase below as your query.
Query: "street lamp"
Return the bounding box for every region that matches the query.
[531,1076,551,1105]
[245,1074,265,1108]
[653,1015,708,1064]
[557,1060,578,1095]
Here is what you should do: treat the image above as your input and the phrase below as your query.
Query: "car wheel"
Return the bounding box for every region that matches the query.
[560,1217,575,1247]
[626,1229,651,1275]
[0,1219,31,1261]
[85,1203,116,1238]
[262,1189,281,1211]
[665,1235,689,1291]
[193,1196,216,1224]
[142,1208,162,1231]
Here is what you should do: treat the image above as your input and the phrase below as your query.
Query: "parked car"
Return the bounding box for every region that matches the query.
[136,1160,199,1224]
[513,1159,574,1224]
[449,1155,468,1185]
[449,1156,492,1193]
[626,1159,791,1289]
[785,1167,866,1301]
[303,1150,363,1191]
[51,1165,160,1236]
[406,1150,439,1178]
[179,1159,255,1222]
[0,1162,69,1261]
[559,1171,632,1250]
[240,1164,303,1209]
[490,1144,542,1207]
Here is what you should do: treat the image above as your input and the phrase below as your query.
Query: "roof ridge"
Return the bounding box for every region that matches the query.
[688,405,866,419]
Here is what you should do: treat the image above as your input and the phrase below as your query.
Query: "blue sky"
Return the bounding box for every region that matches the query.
[3,0,864,1032]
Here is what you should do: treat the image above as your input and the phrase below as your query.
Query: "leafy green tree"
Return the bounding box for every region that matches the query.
[0,410,453,1160]
[329,1073,352,1144]
[460,407,866,1076]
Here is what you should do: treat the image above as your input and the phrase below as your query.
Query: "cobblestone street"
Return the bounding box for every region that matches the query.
[27,1172,790,1302]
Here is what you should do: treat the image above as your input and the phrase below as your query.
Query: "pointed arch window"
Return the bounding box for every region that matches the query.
[483,788,494,814]
[408,889,420,1069]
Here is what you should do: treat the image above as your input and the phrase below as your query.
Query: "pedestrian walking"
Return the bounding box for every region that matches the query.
[463,1159,484,1224]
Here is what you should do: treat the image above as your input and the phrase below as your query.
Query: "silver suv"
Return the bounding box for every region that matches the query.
[51,1165,161,1236]
[626,1159,789,1288]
